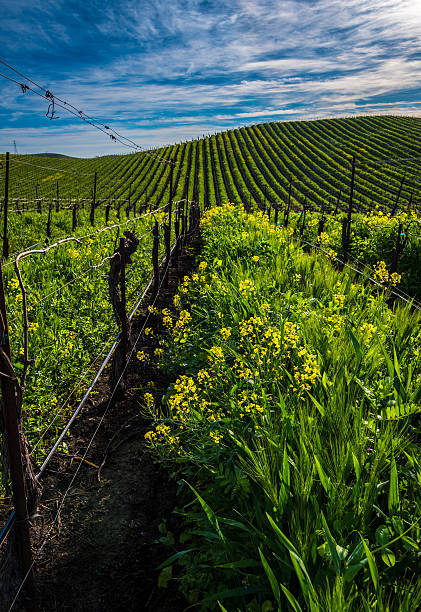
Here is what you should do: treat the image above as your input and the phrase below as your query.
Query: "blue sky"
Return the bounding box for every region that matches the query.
[0,0,421,157]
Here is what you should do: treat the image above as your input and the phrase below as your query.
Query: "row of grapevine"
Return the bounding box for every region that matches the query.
[2,116,421,258]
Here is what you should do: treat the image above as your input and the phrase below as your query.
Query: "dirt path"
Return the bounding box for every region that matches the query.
[23,236,202,611]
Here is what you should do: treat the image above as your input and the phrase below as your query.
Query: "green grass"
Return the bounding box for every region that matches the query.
[144,204,420,611]
[1,206,171,480]
[2,115,421,214]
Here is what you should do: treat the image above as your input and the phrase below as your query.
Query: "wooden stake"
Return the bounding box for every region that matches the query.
[152,222,160,298]
[2,152,9,258]
[0,262,35,598]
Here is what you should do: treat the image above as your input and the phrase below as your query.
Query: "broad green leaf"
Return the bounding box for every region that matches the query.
[259,548,281,604]
[185,482,226,543]
[320,512,340,574]
[352,452,361,482]
[201,585,262,603]
[158,565,172,588]
[344,562,366,582]
[280,583,303,612]
[361,538,379,592]
[157,548,196,570]
[388,457,400,515]
[375,525,390,546]
[381,548,396,567]
[307,392,325,417]
[266,513,299,556]
[314,456,331,495]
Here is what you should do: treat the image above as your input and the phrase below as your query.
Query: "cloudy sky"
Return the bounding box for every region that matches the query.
[0,0,420,156]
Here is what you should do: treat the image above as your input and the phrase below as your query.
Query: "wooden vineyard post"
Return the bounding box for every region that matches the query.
[300,200,307,237]
[391,223,407,274]
[334,189,341,215]
[284,180,292,228]
[164,223,170,287]
[391,175,405,217]
[189,200,195,234]
[169,165,174,214]
[343,156,356,262]
[318,207,326,236]
[55,181,60,213]
[174,203,180,268]
[164,199,172,287]
[90,171,97,226]
[341,217,348,260]
[105,201,111,224]
[2,152,9,259]
[406,192,413,213]
[119,237,128,369]
[72,204,77,231]
[108,233,139,394]
[274,203,279,226]
[36,186,41,214]
[0,262,35,599]
[46,202,52,239]
[152,221,160,298]
[180,200,186,247]
[267,202,271,221]
[263,185,267,213]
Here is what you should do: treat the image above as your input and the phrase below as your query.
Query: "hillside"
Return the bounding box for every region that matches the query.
[3,115,421,213]
[1,114,420,611]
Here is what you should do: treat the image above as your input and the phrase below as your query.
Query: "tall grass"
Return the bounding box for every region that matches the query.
[145,204,420,611]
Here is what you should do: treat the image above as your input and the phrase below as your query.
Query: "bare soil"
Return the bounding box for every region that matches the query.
[16,235,201,611]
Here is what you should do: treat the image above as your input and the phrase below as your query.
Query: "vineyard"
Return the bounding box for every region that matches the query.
[0,114,420,610]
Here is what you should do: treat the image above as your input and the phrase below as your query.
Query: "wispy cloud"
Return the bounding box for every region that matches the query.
[0,1,420,155]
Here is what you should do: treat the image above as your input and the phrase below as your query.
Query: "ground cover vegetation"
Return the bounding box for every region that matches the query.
[1,207,169,471]
[143,203,420,611]
[2,116,421,295]
[0,116,420,600]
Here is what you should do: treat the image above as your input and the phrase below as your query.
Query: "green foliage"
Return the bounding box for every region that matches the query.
[145,204,420,611]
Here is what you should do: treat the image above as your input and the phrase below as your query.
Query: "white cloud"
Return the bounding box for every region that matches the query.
[1,0,421,154]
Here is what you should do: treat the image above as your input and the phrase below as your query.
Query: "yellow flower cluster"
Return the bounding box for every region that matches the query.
[172,310,192,343]
[373,261,401,287]
[168,375,199,423]
[209,430,223,444]
[208,345,224,363]
[136,350,149,363]
[238,390,264,416]
[144,423,180,447]
[232,357,254,380]
[180,275,190,295]
[8,277,20,290]
[239,279,256,296]
[67,248,80,259]
[293,348,320,393]
[324,312,344,331]
[360,322,377,343]
[219,327,231,340]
